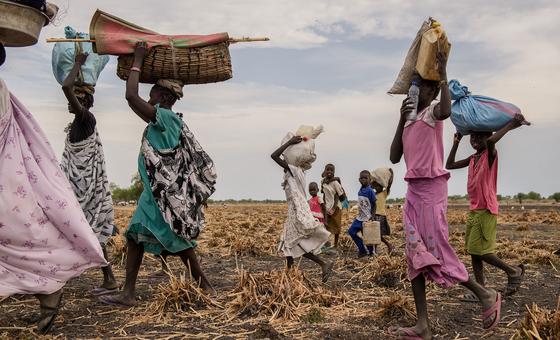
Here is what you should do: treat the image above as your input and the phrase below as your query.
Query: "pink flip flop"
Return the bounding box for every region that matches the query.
[91,287,119,296]
[482,292,502,330]
[388,326,427,340]
[98,294,135,308]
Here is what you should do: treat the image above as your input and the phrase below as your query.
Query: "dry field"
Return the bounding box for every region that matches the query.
[1,204,559,339]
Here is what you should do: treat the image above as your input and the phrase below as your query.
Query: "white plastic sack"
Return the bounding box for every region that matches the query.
[371,167,392,188]
[281,125,323,170]
[51,26,109,86]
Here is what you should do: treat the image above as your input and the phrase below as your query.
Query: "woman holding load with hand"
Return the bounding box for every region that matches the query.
[100,42,216,307]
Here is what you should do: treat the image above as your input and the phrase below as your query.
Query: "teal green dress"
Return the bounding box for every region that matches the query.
[126,105,197,255]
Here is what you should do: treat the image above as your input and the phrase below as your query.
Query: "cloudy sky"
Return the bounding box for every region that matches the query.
[2,0,559,200]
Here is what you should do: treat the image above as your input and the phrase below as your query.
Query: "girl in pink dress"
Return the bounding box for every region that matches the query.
[0,52,107,334]
[388,52,501,340]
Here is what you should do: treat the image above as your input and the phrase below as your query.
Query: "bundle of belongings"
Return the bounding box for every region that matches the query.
[449,79,528,135]
[52,26,110,95]
[281,125,324,170]
[371,167,392,188]
[388,17,451,94]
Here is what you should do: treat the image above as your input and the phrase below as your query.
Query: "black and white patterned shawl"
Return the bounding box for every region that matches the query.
[141,122,216,242]
[61,127,115,246]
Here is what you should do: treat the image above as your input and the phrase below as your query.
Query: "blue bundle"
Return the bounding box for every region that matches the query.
[51,26,110,87]
[449,79,522,135]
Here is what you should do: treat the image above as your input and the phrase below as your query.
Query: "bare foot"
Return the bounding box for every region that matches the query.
[98,294,136,307]
[35,288,63,334]
[321,261,334,283]
[388,325,432,340]
[479,289,501,329]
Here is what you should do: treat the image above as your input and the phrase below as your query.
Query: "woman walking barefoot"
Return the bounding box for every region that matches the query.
[100,42,216,307]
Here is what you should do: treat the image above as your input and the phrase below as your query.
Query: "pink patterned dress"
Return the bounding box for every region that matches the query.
[402,103,468,288]
[0,78,107,296]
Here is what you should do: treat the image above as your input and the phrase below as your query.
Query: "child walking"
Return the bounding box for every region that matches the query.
[371,168,395,254]
[347,170,377,257]
[446,114,527,301]
[388,51,501,339]
[322,164,347,249]
[308,182,325,224]
[271,131,333,283]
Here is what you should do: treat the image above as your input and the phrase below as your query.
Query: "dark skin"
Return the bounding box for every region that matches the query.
[387,52,500,339]
[61,52,118,291]
[390,52,451,165]
[322,165,347,247]
[100,42,213,307]
[445,113,527,292]
[309,182,327,223]
[62,52,93,115]
[271,138,334,282]
[371,169,395,254]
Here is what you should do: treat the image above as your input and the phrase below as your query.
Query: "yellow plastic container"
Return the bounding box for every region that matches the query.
[416,21,451,81]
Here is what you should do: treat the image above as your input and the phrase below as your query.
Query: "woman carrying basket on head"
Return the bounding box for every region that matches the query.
[100,42,216,307]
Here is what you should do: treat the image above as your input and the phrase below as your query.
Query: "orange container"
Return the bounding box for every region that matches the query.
[416,22,451,81]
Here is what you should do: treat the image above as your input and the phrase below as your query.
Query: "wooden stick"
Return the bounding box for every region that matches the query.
[229,37,270,43]
[47,37,270,44]
[46,38,95,43]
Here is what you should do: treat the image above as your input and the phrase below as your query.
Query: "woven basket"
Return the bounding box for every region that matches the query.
[117,42,232,84]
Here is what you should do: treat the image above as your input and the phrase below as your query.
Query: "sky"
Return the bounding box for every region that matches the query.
[2,0,559,200]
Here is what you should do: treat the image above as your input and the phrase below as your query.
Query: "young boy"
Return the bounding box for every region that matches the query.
[321,164,347,249]
[348,170,377,257]
[446,113,527,300]
[308,182,325,224]
[371,168,395,255]
[388,51,501,339]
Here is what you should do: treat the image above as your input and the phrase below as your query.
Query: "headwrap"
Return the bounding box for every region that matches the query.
[157,79,184,99]
[73,84,95,97]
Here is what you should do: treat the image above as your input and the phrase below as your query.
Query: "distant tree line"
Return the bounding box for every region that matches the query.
[110,173,143,203]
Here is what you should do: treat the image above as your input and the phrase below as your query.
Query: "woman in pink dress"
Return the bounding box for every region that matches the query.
[387,52,502,340]
[0,47,107,334]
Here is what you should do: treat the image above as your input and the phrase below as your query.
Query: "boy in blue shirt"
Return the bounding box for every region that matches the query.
[348,170,377,257]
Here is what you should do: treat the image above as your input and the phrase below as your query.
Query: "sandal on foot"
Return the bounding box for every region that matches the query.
[322,262,334,283]
[482,292,502,330]
[388,326,430,340]
[36,291,63,335]
[92,287,119,296]
[504,264,525,296]
[98,295,135,308]
[459,292,479,303]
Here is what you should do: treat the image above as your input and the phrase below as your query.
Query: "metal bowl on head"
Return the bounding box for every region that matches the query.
[0,0,49,47]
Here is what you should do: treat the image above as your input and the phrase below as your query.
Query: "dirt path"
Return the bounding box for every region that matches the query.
[1,205,559,339]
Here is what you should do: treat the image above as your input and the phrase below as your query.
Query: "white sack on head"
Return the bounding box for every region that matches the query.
[281,125,323,170]
[371,167,392,188]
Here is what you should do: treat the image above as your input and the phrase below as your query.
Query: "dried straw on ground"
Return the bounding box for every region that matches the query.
[513,299,560,340]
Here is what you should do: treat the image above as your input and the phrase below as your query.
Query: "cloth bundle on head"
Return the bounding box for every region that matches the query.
[371,167,392,188]
[52,26,110,88]
[156,79,184,99]
[73,84,95,97]
[449,79,525,135]
[281,125,323,171]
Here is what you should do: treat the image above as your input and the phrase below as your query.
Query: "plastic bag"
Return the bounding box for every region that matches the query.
[371,167,392,188]
[51,26,109,87]
[388,19,431,94]
[281,125,323,170]
[449,79,522,135]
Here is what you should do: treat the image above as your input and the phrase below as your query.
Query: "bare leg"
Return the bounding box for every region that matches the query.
[333,234,339,248]
[411,275,432,339]
[471,255,485,285]
[100,246,118,289]
[381,236,395,254]
[303,253,333,282]
[480,253,521,277]
[101,239,144,306]
[286,256,294,269]
[35,288,64,334]
[177,248,214,293]
[460,276,499,328]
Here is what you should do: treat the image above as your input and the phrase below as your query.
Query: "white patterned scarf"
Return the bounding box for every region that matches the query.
[61,128,115,246]
[141,122,216,242]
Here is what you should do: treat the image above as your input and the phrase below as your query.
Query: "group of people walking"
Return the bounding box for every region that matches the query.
[1,21,529,340]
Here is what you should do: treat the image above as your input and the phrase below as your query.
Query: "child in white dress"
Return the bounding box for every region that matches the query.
[271,126,333,282]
